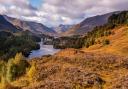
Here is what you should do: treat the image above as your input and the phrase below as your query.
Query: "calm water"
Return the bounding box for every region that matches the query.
[29,40,60,59]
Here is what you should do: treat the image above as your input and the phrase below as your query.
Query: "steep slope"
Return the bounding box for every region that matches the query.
[63,11,119,36]
[4,15,56,35]
[0,15,21,32]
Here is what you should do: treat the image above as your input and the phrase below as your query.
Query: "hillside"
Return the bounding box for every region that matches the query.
[0,15,56,35]
[63,12,119,36]
[82,25,128,56]
[4,15,56,35]
[0,15,21,32]
[1,49,128,89]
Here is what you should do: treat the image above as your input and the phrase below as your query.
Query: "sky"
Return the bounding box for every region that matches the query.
[29,0,42,9]
[0,0,128,27]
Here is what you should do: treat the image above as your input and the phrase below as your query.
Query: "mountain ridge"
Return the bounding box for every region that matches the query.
[63,11,120,36]
[4,15,56,36]
[0,15,22,33]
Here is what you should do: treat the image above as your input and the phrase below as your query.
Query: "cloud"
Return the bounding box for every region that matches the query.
[0,0,35,16]
[0,0,128,26]
[0,4,7,13]
[39,0,128,26]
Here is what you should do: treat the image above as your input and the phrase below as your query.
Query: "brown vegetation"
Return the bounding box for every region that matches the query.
[18,48,128,89]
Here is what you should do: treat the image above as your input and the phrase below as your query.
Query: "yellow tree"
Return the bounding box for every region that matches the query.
[14,53,25,64]
[27,62,36,81]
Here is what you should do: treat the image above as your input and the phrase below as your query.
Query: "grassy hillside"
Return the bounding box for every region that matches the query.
[82,25,128,56]
[0,49,127,89]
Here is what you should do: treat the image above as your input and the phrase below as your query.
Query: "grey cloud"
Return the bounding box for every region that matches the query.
[0,0,128,26]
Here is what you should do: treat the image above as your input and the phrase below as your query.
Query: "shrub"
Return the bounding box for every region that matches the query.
[102,39,110,45]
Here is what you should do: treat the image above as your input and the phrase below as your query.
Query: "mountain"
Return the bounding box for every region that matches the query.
[4,15,56,35]
[63,11,119,36]
[0,15,21,32]
[1,11,128,89]
[53,24,73,34]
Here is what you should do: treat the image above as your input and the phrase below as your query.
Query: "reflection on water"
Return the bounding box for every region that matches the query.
[29,41,60,59]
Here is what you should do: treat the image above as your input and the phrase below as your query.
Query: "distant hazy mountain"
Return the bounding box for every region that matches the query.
[0,15,21,32]
[4,15,56,35]
[53,24,73,34]
[63,11,119,36]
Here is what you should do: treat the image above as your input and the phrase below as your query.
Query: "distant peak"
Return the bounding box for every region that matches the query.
[59,24,64,27]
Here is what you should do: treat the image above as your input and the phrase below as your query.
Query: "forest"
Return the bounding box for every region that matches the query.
[0,31,40,60]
